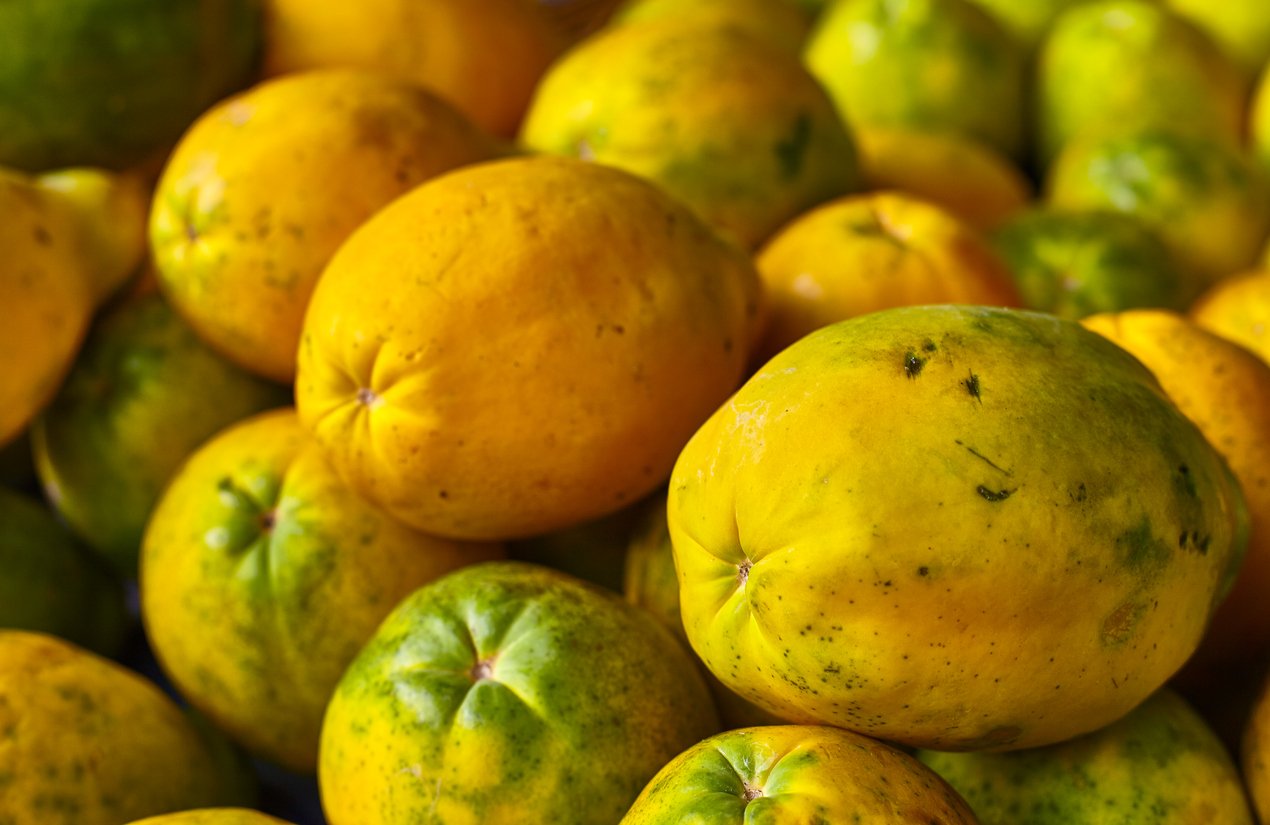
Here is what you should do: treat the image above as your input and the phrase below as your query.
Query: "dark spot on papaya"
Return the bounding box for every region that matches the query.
[917,566,929,576]
[1175,464,1197,498]
[737,559,752,586]
[976,485,1014,502]
[774,113,812,180]
[922,339,938,352]
[32,225,51,246]
[259,510,276,532]
[904,351,926,378]
[963,372,981,400]
[438,490,449,500]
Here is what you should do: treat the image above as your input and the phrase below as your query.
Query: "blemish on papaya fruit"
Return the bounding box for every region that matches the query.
[1115,518,1171,571]
[963,372,981,400]
[32,225,51,246]
[742,782,764,802]
[904,351,926,378]
[1101,602,1143,646]
[957,441,1011,475]
[737,559,752,586]
[976,485,1013,502]
[1174,464,1197,498]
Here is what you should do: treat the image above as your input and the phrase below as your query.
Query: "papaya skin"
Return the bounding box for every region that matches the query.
[0,167,148,446]
[126,809,295,825]
[141,408,502,771]
[319,561,720,825]
[520,17,859,251]
[919,688,1254,824]
[0,0,260,172]
[1082,310,1270,669]
[0,631,253,824]
[621,725,979,824]
[0,488,130,656]
[149,69,499,384]
[32,292,288,577]
[669,305,1247,751]
[296,156,763,541]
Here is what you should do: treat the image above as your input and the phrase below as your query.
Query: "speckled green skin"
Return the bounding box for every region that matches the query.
[1033,0,1247,167]
[0,631,255,825]
[520,18,860,250]
[622,725,980,824]
[0,0,260,172]
[804,0,1026,160]
[319,561,720,825]
[1046,128,1270,294]
[32,292,287,577]
[669,305,1248,751]
[918,688,1255,823]
[992,209,1186,319]
[0,489,129,656]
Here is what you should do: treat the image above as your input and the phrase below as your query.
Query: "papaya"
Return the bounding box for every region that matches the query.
[669,304,1247,751]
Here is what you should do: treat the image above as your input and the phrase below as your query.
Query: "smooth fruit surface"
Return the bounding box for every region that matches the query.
[1190,269,1270,367]
[754,191,1021,361]
[150,69,498,383]
[669,305,1247,751]
[296,156,763,540]
[919,688,1254,824]
[318,561,719,825]
[260,0,563,137]
[141,408,502,771]
[621,725,979,824]
[855,128,1032,230]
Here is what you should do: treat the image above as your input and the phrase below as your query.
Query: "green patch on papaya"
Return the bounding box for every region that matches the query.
[1114,518,1171,574]
[774,113,812,180]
